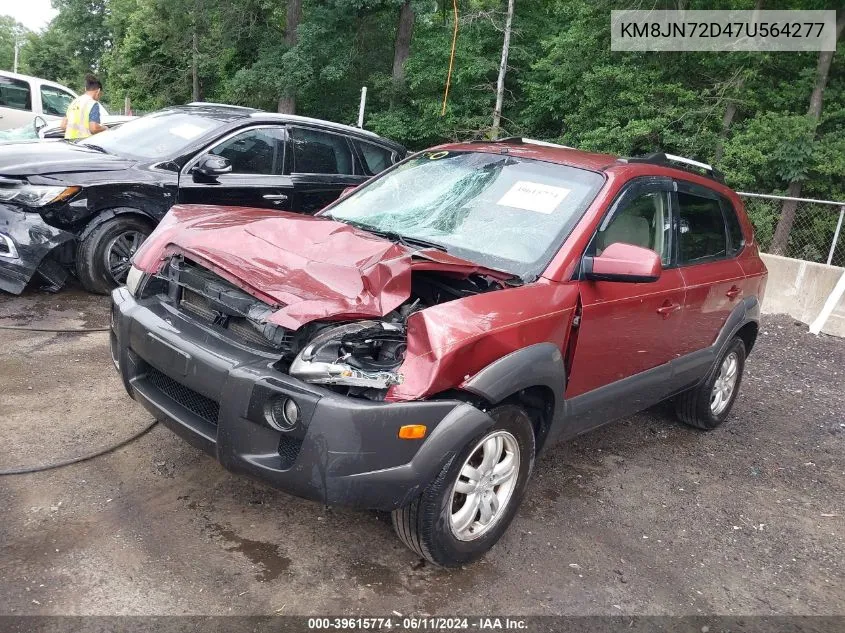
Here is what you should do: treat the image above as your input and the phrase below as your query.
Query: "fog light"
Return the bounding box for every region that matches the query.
[265,397,299,431]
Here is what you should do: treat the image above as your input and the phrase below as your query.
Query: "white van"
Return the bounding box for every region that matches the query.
[0,71,78,131]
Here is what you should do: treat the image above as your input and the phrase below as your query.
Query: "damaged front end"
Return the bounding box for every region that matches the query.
[130,249,510,402]
[0,202,75,294]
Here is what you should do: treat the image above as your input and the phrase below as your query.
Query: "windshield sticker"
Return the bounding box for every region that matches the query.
[497,181,571,214]
[425,151,449,160]
[169,123,207,140]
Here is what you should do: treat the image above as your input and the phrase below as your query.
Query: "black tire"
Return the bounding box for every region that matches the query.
[675,336,746,430]
[75,216,153,294]
[391,404,535,567]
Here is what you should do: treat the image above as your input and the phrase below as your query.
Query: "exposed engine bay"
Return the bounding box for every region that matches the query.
[142,256,506,401]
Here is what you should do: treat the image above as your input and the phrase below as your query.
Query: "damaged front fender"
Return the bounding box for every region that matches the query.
[387,279,580,402]
[0,204,75,294]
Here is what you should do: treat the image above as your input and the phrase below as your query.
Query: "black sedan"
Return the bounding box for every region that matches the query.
[0,103,405,294]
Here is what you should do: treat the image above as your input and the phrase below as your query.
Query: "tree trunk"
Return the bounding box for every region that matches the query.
[278,0,302,114]
[191,29,200,102]
[714,1,762,163]
[713,87,739,164]
[392,1,414,87]
[771,11,844,255]
[491,0,515,139]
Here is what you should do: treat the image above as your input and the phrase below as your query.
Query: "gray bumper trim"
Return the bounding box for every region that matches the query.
[111,288,496,510]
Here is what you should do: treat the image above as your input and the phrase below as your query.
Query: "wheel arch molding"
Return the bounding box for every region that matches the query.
[78,206,157,242]
[460,342,566,453]
[717,295,760,357]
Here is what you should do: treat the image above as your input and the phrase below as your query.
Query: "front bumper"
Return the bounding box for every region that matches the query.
[111,288,495,510]
[0,204,74,294]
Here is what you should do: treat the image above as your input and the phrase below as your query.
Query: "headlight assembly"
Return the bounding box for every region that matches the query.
[0,185,80,207]
[125,265,146,297]
[289,321,406,389]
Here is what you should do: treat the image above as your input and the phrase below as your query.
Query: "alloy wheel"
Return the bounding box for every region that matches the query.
[710,351,739,415]
[449,430,521,542]
[105,230,145,284]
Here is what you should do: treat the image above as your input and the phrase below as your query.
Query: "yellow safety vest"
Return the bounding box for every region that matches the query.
[64,95,96,140]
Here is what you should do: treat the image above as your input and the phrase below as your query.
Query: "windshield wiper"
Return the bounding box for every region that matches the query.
[375,230,447,252]
[339,219,447,252]
[81,143,109,154]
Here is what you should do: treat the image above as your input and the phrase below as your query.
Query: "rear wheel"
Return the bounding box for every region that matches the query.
[675,336,746,430]
[76,216,153,294]
[391,404,535,567]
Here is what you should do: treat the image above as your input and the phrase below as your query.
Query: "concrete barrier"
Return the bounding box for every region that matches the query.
[759,253,845,338]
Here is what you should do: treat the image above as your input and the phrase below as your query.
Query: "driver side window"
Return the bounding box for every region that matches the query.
[596,190,671,266]
[209,127,285,175]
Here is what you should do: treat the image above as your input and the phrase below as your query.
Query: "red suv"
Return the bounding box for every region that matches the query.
[111,139,767,566]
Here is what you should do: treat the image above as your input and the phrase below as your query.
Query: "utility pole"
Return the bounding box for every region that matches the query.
[13,38,20,73]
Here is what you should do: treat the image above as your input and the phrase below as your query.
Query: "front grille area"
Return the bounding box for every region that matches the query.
[146,367,220,426]
[168,260,295,355]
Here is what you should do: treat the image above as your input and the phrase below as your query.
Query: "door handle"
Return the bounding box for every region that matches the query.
[656,301,681,318]
[262,193,289,205]
[725,286,742,300]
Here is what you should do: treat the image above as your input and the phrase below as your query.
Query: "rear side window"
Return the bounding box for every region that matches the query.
[354,140,394,175]
[0,76,32,111]
[41,85,75,116]
[677,191,727,264]
[289,127,354,175]
[721,197,745,254]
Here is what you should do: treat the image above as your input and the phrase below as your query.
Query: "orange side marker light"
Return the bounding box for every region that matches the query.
[398,424,427,440]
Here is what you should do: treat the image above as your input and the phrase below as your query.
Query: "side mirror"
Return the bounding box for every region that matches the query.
[33,115,47,133]
[193,154,232,180]
[340,185,357,198]
[583,242,662,283]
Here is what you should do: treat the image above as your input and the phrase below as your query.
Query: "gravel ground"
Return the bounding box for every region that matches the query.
[0,288,843,616]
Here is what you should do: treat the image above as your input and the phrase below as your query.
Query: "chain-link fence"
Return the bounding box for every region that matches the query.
[739,193,845,268]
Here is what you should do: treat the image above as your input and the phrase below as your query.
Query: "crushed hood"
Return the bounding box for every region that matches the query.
[133,205,507,330]
[0,141,135,177]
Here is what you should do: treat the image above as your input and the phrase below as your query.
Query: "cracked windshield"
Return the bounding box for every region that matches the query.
[327,151,604,277]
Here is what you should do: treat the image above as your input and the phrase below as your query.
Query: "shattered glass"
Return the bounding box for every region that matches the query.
[327,151,605,277]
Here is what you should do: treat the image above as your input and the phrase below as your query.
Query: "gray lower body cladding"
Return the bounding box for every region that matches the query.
[0,204,74,294]
[110,287,495,510]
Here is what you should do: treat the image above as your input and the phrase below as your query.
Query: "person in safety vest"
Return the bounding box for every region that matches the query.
[61,74,106,140]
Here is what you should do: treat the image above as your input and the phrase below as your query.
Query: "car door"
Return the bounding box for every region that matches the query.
[178,125,294,211]
[286,126,365,213]
[564,177,685,427]
[0,75,34,131]
[673,180,746,360]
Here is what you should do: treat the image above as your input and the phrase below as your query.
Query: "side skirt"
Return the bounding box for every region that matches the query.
[554,348,715,443]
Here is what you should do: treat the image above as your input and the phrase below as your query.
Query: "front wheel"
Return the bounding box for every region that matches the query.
[392,404,535,567]
[76,216,153,294]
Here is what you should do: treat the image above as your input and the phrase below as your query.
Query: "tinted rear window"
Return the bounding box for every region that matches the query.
[0,76,31,111]
[677,191,728,264]
[289,127,354,175]
[721,197,745,254]
[355,140,394,175]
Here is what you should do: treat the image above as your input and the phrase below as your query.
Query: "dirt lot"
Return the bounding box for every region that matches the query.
[0,287,843,616]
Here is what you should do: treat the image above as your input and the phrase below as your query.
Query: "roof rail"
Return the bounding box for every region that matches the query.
[492,137,574,149]
[247,112,385,140]
[185,101,257,110]
[620,152,725,183]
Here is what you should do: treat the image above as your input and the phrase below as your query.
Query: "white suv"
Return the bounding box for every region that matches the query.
[0,71,78,131]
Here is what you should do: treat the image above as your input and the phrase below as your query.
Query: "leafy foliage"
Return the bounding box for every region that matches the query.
[6,0,843,213]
